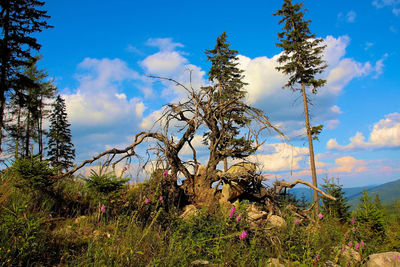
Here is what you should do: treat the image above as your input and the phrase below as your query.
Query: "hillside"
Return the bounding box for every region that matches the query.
[288,179,400,208]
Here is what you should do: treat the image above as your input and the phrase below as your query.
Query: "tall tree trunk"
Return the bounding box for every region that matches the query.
[15,106,22,158]
[301,83,319,215]
[25,111,31,157]
[0,4,10,156]
[38,96,43,160]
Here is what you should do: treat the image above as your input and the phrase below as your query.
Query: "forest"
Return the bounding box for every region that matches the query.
[1,0,400,266]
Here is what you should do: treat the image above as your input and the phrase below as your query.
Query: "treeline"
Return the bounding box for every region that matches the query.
[0,1,74,171]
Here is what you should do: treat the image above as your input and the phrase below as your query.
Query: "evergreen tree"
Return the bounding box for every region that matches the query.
[203,32,254,171]
[321,177,350,223]
[0,0,52,155]
[374,194,382,210]
[354,190,385,235]
[274,0,327,213]
[47,95,75,172]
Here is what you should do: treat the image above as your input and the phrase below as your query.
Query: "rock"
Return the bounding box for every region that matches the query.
[226,162,256,177]
[220,182,244,202]
[340,245,361,264]
[325,260,340,267]
[363,251,400,267]
[180,204,199,220]
[74,216,87,224]
[190,260,211,266]
[267,215,287,228]
[266,258,284,267]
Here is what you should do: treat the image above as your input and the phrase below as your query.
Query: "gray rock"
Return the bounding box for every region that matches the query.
[267,215,287,228]
[363,251,400,267]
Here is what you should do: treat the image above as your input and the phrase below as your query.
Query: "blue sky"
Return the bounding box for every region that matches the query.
[35,0,399,187]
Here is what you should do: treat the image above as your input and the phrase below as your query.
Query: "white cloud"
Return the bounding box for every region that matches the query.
[372,0,400,8]
[327,112,400,151]
[249,143,309,172]
[146,38,184,51]
[331,105,342,114]
[329,156,367,173]
[338,11,357,23]
[141,51,188,76]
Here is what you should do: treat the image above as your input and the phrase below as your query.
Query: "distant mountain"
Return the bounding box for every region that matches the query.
[287,179,400,209]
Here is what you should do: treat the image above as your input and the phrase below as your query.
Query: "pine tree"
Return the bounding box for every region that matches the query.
[47,95,75,172]
[274,0,327,214]
[354,190,385,235]
[321,177,350,223]
[203,32,254,171]
[0,0,52,155]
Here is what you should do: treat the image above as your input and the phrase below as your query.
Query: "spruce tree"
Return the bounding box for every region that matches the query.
[47,95,75,172]
[321,177,350,223]
[274,0,327,214]
[203,32,254,171]
[0,0,52,155]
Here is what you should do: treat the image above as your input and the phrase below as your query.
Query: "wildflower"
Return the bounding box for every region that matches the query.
[352,227,356,233]
[163,170,168,178]
[159,196,163,201]
[295,219,299,224]
[100,205,106,213]
[314,254,319,264]
[229,206,236,218]
[123,167,127,172]
[236,215,241,222]
[355,243,359,250]
[239,231,247,240]
[351,217,355,225]
[361,240,365,247]
[145,199,149,204]
[348,241,353,247]
[318,213,323,219]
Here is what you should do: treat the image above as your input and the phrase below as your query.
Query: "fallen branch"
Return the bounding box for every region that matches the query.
[274,179,337,201]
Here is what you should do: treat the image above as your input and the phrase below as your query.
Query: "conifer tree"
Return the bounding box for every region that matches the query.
[0,0,52,155]
[274,0,327,213]
[354,190,385,235]
[321,177,350,223]
[203,32,254,171]
[47,95,75,172]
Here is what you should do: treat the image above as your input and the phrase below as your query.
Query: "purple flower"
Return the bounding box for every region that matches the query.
[295,219,299,224]
[100,205,106,212]
[398,256,400,260]
[229,206,236,218]
[352,217,355,225]
[159,196,163,201]
[355,243,359,250]
[236,215,241,222]
[145,199,149,204]
[239,231,247,240]
[348,241,353,247]
[318,213,323,219]
[163,170,168,178]
[123,167,127,172]
[361,240,365,247]
[352,227,356,233]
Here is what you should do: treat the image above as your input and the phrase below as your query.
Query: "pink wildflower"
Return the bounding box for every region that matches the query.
[159,196,163,201]
[229,206,236,217]
[351,217,355,225]
[239,231,247,240]
[348,241,353,247]
[100,205,106,212]
[236,215,241,222]
[145,199,149,204]
[361,240,365,247]
[318,213,323,219]
[398,256,400,260]
[295,219,299,224]
[123,167,127,172]
[352,227,356,233]
[355,243,359,250]
[163,170,168,178]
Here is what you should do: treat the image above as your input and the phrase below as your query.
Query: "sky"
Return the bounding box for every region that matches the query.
[33,0,400,187]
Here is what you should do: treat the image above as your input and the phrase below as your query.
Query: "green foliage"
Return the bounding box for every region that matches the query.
[13,155,56,197]
[274,0,327,92]
[321,178,350,223]
[47,95,75,172]
[85,166,129,205]
[311,124,323,141]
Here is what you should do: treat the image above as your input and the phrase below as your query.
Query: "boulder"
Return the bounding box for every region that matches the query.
[340,245,361,264]
[266,258,285,267]
[180,204,199,220]
[267,215,287,228]
[363,251,400,267]
[226,162,256,177]
[190,260,211,266]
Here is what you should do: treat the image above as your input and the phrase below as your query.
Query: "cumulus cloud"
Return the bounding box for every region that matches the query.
[146,38,184,51]
[327,112,400,151]
[249,143,309,172]
[329,156,367,173]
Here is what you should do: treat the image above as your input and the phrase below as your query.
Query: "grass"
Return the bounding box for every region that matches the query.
[1,159,400,266]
